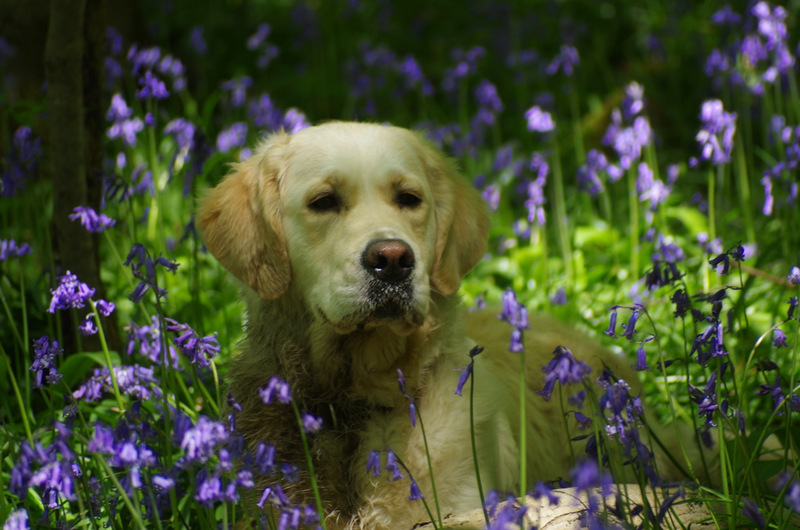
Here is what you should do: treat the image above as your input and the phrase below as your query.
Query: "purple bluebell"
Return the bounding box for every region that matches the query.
[499,289,529,330]
[302,413,323,434]
[530,481,559,505]
[385,449,403,481]
[441,46,485,92]
[0,239,32,260]
[688,372,719,427]
[106,93,133,121]
[757,375,786,411]
[408,480,423,501]
[216,122,248,153]
[222,77,253,108]
[164,118,195,151]
[136,70,169,100]
[107,116,144,147]
[577,149,613,197]
[190,26,207,55]
[573,411,593,430]
[3,509,29,530]
[632,347,649,371]
[247,24,271,50]
[69,206,116,232]
[179,416,230,466]
[711,5,742,26]
[549,287,567,306]
[772,328,789,348]
[30,336,63,388]
[537,346,592,401]
[72,364,162,402]
[165,318,220,367]
[259,376,292,404]
[124,243,177,302]
[784,480,800,512]
[454,345,483,396]
[690,99,737,167]
[128,45,161,74]
[125,316,180,368]
[481,185,499,211]
[47,271,95,313]
[366,450,381,477]
[525,106,555,132]
[78,314,98,336]
[788,296,798,319]
[788,266,800,285]
[546,45,579,76]
[621,81,645,121]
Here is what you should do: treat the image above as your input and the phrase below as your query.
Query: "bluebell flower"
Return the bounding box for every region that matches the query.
[530,481,559,505]
[454,345,483,396]
[621,81,645,120]
[216,122,248,153]
[474,79,503,115]
[78,314,98,336]
[124,243,177,302]
[577,149,614,197]
[525,105,555,132]
[785,480,800,512]
[72,364,162,402]
[247,24,271,50]
[604,307,619,337]
[179,416,230,466]
[385,449,403,481]
[481,185,499,211]
[499,289,529,330]
[136,70,169,100]
[0,239,32,260]
[711,5,742,26]
[221,76,253,108]
[165,318,220,367]
[537,346,592,401]
[69,205,116,232]
[632,347,649,371]
[107,116,144,147]
[408,480,423,501]
[690,99,737,167]
[573,411,593,430]
[189,26,207,54]
[546,44,579,76]
[164,118,195,151]
[772,328,789,348]
[301,413,323,434]
[255,442,277,475]
[125,316,180,368]
[106,93,133,121]
[788,296,798,319]
[366,450,381,477]
[30,336,63,388]
[688,372,719,427]
[788,266,800,285]
[47,271,95,313]
[549,287,567,306]
[259,376,292,404]
[3,508,29,530]
[128,45,161,73]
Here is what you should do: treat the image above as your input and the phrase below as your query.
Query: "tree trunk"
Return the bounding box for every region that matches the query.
[45,0,113,353]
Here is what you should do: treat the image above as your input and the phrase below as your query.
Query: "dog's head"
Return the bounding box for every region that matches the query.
[197,122,489,334]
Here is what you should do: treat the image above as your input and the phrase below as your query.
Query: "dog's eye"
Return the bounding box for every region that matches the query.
[308,193,340,213]
[396,192,422,209]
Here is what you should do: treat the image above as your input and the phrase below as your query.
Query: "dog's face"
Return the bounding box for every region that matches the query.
[197,122,489,334]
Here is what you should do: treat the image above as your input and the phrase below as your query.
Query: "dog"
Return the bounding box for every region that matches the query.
[197,122,710,529]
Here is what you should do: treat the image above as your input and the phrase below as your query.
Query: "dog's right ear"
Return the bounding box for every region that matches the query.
[196,132,291,300]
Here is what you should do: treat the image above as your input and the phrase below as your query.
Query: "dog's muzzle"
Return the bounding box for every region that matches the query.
[361,239,416,319]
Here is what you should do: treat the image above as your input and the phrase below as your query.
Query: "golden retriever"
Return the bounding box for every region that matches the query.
[197,122,707,529]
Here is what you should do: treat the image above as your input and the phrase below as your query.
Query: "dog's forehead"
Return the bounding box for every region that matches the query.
[283,124,427,183]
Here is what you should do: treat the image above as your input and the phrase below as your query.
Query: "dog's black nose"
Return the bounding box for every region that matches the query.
[362,239,415,283]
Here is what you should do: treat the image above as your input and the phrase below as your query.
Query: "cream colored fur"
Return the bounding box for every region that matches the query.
[196,122,709,529]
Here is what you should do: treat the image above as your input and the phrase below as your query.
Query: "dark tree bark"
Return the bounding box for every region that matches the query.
[46,0,120,353]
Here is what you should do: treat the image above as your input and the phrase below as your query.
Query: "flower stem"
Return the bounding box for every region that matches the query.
[468,359,489,526]
[519,343,527,500]
[291,401,327,530]
[0,342,34,444]
[416,409,443,528]
[90,300,126,413]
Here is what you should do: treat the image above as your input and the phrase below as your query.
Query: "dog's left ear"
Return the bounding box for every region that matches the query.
[414,133,490,296]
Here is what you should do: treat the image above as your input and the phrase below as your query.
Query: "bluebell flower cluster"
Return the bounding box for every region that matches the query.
[536,346,592,401]
[124,243,179,302]
[10,424,77,512]
[164,318,220,368]
[498,289,529,352]
[247,24,280,69]
[30,336,64,388]
[689,99,737,167]
[525,106,555,133]
[0,239,32,261]
[69,206,116,233]
[602,82,652,170]
[259,376,293,405]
